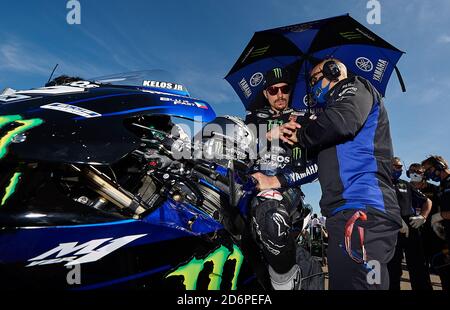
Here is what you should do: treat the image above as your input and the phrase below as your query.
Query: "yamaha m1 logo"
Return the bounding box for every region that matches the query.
[26,234,147,267]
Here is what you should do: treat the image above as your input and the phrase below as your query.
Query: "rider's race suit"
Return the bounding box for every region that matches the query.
[245,106,318,287]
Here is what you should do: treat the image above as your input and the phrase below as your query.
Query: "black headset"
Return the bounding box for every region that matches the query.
[322,60,341,82]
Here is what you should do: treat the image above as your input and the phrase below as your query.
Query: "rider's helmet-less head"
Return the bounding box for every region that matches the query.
[263,68,293,112]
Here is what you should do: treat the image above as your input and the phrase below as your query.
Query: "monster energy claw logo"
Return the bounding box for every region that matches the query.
[267,119,283,131]
[0,115,43,159]
[273,68,282,79]
[250,45,270,58]
[292,147,302,160]
[1,172,21,206]
[166,245,243,290]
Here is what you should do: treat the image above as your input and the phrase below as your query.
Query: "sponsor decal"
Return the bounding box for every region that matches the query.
[355,27,376,42]
[68,81,99,89]
[239,78,252,99]
[0,115,44,159]
[0,94,32,103]
[256,112,269,119]
[339,31,364,40]
[292,147,302,160]
[285,24,313,33]
[338,87,358,97]
[40,103,101,118]
[143,80,184,91]
[355,57,374,72]
[257,189,283,201]
[27,234,147,267]
[250,72,264,87]
[241,46,254,64]
[304,94,316,107]
[267,119,283,131]
[272,212,289,237]
[166,245,243,290]
[372,59,389,82]
[272,67,283,79]
[194,101,208,109]
[249,45,270,58]
[160,96,207,109]
[289,163,319,182]
[18,85,86,95]
[1,172,21,206]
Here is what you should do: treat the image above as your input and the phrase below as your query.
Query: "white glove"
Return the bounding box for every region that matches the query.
[431,212,444,226]
[409,215,426,229]
[400,218,409,238]
[432,222,446,240]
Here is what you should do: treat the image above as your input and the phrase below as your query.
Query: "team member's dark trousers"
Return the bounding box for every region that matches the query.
[326,210,399,290]
[387,221,432,290]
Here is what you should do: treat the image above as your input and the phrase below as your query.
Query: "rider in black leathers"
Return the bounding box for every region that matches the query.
[245,67,318,290]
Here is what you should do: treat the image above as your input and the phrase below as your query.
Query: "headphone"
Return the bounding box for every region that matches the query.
[322,60,341,82]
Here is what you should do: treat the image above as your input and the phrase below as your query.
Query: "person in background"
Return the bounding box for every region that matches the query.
[421,155,450,292]
[388,157,432,290]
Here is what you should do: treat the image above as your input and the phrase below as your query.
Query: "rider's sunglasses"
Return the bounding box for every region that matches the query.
[266,85,291,96]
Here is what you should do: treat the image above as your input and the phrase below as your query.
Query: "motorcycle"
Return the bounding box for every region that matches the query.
[0,71,319,290]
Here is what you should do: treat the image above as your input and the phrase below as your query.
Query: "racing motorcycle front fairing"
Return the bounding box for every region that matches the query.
[0,74,264,290]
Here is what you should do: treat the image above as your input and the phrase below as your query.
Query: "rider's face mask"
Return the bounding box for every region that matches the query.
[310,74,331,105]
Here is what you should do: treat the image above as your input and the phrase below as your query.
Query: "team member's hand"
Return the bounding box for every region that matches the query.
[279,121,301,145]
[409,215,426,229]
[251,172,281,190]
[399,218,409,238]
[431,212,444,226]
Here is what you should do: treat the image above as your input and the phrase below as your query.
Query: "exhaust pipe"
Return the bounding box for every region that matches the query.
[70,165,147,217]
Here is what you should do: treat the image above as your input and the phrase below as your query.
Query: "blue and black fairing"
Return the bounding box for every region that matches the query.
[0,72,263,290]
[0,72,215,165]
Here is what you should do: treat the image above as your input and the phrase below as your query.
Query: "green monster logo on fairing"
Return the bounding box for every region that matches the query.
[0,115,44,159]
[1,172,21,206]
[166,245,244,290]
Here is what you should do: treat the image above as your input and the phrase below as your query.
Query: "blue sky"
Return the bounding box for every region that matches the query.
[1,0,449,215]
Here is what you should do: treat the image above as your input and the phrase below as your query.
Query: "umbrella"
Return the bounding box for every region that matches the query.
[225,14,405,112]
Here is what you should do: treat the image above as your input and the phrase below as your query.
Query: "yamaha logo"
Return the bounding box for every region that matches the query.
[303,94,316,107]
[355,57,374,72]
[250,72,264,87]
